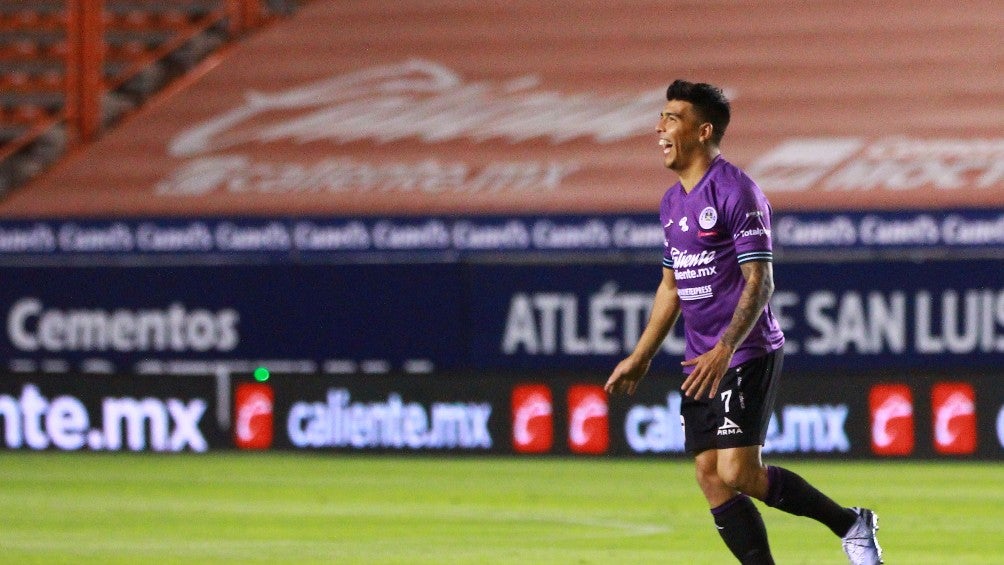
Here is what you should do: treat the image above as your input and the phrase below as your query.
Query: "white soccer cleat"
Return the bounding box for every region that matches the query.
[842,507,883,565]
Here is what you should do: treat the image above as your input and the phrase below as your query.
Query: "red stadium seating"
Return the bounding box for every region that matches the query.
[0,0,293,194]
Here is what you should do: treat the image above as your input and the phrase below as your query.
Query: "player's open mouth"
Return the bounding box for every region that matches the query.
[659,139,672,154]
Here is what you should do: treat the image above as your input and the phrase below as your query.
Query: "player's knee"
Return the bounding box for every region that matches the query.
[716,459,757,492]
[695,463,717,489]
[716,464,744,490]
[694,453,722,490]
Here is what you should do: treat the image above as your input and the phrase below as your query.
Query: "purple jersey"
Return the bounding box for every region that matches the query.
[660,156,785,372]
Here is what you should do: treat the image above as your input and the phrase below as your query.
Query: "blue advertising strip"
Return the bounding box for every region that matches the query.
[1,209,1002,259]
[2,260,1004,375]
[469,260,1004,373]
[0,215,658,258]
[0,264,466,375]
[773,209,1004,249]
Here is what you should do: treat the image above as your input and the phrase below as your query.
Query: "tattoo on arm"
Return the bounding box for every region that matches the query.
[720,261,773,350]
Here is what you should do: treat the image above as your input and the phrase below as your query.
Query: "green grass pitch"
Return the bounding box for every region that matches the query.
[1,453,1001,564]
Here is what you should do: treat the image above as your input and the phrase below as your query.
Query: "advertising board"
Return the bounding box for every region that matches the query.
[259,375,507,454]
[1,371,1000,458]
[228,371,1004,459]
[470,260,1004,373]
[1,260,1002,376]
[0,375,220,452]
[2,209,1003,261]
[0,263,464,375]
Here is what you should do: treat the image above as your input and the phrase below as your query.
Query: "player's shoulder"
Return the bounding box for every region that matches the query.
[712,157,758,190]
[711,157,767,204]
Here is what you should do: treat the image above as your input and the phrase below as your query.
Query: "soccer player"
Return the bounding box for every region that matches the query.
[604,80,883,565]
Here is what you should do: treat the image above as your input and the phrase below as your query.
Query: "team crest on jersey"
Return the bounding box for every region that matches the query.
[699,207,718,230]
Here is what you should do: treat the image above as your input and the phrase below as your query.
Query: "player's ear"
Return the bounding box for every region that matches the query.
[699,122,714,144]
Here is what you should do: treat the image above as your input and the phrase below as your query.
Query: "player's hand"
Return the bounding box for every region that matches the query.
[680,342,734,399]
[604,356,650,396]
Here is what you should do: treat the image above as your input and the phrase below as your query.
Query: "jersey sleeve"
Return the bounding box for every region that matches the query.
[726,179,774,264]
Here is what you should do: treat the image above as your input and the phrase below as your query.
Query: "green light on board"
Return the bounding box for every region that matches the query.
[254,366,270,382]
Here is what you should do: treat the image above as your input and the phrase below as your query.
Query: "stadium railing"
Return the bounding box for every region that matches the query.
[0,0,295,198]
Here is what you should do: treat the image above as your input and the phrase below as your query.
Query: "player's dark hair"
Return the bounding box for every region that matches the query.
[666,79,730,145]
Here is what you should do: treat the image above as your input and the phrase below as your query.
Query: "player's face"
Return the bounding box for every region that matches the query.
[657,100,705,171]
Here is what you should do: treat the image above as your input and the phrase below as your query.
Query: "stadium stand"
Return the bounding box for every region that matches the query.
[0,1,66,195]
[0,0,296,198]
[0,0,1001,218]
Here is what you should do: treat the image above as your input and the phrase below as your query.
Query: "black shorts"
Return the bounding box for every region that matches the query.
[681,348,783,454]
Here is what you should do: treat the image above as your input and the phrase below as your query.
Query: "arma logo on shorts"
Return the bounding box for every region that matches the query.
[567,385,609,455]
[869,384,914,456]
[932,382,976,455]
[511,384,553,454]
[717,417,743,436]
[234,383,274,450]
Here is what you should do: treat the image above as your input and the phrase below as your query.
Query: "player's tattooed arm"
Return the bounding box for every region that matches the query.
[720,260,774,351]
[682,260,774,398]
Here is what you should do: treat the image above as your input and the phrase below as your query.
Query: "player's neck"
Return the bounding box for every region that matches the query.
[677,148,720,193]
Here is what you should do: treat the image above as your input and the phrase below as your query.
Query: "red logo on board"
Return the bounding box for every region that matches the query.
[932,382,976,455]
[234,383,274,450]
[567,385,609,455]
[511,384,553,454]
[869,384,914,456]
